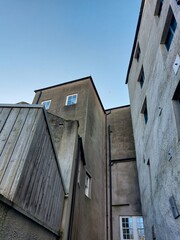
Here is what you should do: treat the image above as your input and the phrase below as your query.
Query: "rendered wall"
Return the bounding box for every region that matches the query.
[107,106,142,240]
[33,78,106,240]
[127,0,180,239]
[0,201,58,240]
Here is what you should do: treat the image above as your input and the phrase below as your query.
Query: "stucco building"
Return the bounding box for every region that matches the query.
[126,0,180,239]
[0,76,144,240]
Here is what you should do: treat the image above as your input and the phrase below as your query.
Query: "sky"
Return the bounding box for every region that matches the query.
[0,0,141,109]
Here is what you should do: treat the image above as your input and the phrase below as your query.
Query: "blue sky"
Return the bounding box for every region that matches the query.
[0,0,141,109]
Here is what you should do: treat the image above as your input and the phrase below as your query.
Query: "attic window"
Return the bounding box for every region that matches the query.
[65,94,78,106]
[41,100,51,110]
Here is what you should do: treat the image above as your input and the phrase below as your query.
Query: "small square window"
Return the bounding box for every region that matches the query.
[41,100,51,110]
[134,43,141,61]
[85,172,91,198]
[161,7,177,51]
[65,94,78,106]
[138,67,145,88]
[141,98,148,124]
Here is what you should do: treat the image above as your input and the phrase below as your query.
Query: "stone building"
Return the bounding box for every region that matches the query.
[126,0,180,239]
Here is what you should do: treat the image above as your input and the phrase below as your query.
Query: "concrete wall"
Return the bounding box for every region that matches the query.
[33,77,106,240]
[0,200,58,240]
[127,0,180,239]
[107,106,142,240]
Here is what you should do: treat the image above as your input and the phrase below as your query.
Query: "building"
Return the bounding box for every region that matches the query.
[0,76,144,240]
[126,0,180,239]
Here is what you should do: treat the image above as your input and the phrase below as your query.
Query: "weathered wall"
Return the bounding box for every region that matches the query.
[127,0,180,239]
[107,106,142,240]
[33,78,106,240]
[0,105,65,237]
[0,200,58,240]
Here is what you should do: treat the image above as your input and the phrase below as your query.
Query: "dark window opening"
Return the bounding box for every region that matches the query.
[141,98,148,124]
[161,7,177,51]
[138,67,145,88]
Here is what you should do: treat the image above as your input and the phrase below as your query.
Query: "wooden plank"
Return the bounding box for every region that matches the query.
[14,110,46,205]
[38,154,55,219]
[34,140,54,217]
[9,109,42,199]
[0,108,20,156]
[46,170,58,223]
[0,108,39,199]
[32,132,52,216]
[23,122,47,209]
[0,108,11,133]
[43,159,57,222]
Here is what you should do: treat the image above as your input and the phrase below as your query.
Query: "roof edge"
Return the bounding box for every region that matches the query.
[125,0,145,84]
[34,76,92,92]
[105,105,130,112]
[34,76,105,113]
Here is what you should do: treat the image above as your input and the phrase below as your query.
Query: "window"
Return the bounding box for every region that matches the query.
[135,43,141,62]
[120,216,145,240]
[41,100,51,110]
[65,94,78,106]
[154,0,164,17]
[161,7,177,51]
[141,98,148,124]
[172,81,180,139]
[138,67,145,88]
[85,172,91,198]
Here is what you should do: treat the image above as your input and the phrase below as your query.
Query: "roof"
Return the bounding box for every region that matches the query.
[34,76,106,113]
[125,0,145,84]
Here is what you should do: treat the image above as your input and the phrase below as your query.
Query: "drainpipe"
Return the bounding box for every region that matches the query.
[108,125,113,240]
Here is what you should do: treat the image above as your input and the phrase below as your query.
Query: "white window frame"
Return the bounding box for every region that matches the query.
[120,216,145,240]
[41,100,51,110]
[85,172,92,198]
[65,94,78,106]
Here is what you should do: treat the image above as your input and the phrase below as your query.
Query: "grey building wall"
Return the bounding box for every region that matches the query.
[107,106,142,240]
[33,77,106,240]
[127,0,180,239]
[0,201,58,240]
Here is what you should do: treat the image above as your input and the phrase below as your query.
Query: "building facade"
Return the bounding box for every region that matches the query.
[126,0,180,239]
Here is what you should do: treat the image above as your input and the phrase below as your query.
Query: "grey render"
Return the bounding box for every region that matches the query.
[126,0,180,239]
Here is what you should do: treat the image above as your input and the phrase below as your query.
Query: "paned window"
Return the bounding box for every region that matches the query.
[66,94,78,106]
[120,216,145,240]
[41,100,51,110]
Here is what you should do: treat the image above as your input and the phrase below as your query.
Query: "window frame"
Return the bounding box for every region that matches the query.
[138,67,145,88]
[120,216,145,240]
[41,100,51,110]
[161,7,177,51]
[141,98,148,124]
[134,43,141,62]
[65,94,78,106]
[154,0,164,17]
